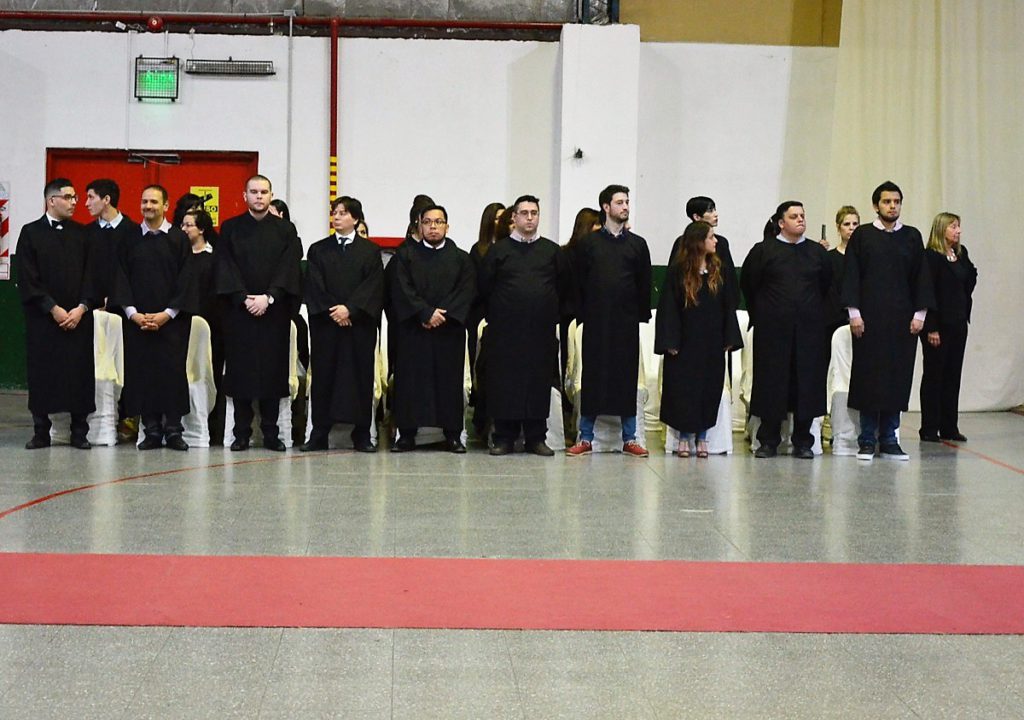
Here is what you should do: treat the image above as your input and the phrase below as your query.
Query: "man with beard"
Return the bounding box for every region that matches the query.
[478,194,565,456]
[389,204,476,453]
[216,175,303,451]
[566,184,652,457]
[301,195,384,453]
[841,181,933,461]
[109,185,195,450]
[15,178,96,449]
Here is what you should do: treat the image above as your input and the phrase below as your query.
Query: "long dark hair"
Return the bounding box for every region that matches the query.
[184,209,218,246]
[566,207,600,248]
[473,202,505,257]
[494,206,514,243]
[675,221,721,308]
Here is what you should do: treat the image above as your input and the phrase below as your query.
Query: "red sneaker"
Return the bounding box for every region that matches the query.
[622,440,649,458]
[566,440,593,456]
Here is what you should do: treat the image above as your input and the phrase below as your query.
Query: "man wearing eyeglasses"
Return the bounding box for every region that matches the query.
[14,178,97,449]
[477,195,566,456]
[389,204,476,453]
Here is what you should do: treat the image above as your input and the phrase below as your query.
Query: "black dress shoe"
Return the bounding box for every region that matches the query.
[526,441,555,457]
[137,436,163,451]
[263,438,287,452]
[165,435,189,451]
[754,444,777,458]
[489,443,513,456]
[230,438,250,451]
[300,438,328,452]
[70,436,92,450]
[353,440,378,453]
[445,438,467,454]
[919,432,941,443]
[25,435,51,450]
[940,432,968,442]
[792,445,814,459]
[391,436,415,453]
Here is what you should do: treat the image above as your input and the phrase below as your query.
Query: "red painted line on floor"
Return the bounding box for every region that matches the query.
[1,553,1022,634]
[938,441,1024,476]
[0,451,351,522]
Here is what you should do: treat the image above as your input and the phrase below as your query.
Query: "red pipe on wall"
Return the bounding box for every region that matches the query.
[0,11,564,33]
[329,18,339,204]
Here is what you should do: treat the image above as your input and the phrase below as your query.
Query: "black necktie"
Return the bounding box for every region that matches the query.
[50,219,63,230]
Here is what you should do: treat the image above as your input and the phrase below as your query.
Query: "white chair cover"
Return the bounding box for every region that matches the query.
[49,309,122,447]
[224,320,300,448]
[181,315,217,448]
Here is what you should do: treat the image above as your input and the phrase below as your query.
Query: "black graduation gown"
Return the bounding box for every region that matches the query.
[478,236,564,422]
[190,248,218,325]
[14,216,96,416]
[305,235,384,428]
[215,212,302,400]
[655,269,740,432]
[840,224,934,412]
[88,215,139,306]
[740,238,832,421]
[389,239,476,431]
[922,246,977,333]
[824,248,848,335]
[571,228,652,417]
[109,226,196,418]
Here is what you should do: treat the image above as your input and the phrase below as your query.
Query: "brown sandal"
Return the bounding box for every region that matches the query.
[677,446,691,458]
[696,440,709,458]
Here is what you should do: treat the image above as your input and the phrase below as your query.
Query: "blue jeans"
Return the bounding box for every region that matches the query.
[579,415,636,443]
[858,410,900,446]
[680,429,708,442]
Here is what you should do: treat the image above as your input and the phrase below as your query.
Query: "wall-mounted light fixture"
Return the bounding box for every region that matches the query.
[134,56,180,101]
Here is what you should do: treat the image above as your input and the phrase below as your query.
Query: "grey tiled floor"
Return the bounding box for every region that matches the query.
[1,391,1022,718]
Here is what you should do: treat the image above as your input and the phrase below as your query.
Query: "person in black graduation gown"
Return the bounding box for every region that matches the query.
[824,206,860,356]
[566,184,652,458]
[478,195,565,457]
[841,181,934,461]
[109,185,196,451]
[84,179,139,308]
[14,178,96,449]
[668,197,740,314]
[389,204,476,453]
[655,221,743,458]
[740,201,832,458]
[301,196,384,453]
[919,212,977,443]
[215,175,303,452]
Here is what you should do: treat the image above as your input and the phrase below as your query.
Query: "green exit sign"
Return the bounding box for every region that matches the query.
[135,57,179,101]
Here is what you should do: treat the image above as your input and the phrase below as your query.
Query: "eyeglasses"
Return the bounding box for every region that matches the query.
[420,218,447,227]
[515,210,539,217]
[181,222,197,229]
[50,193,78,202]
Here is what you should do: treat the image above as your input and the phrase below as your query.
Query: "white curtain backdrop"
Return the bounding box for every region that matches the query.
[826,0,1024,411]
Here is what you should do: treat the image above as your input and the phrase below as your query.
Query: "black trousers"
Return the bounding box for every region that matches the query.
[33,413,89,440]
[141,413,184,439]
[758,416,813,451]
[233,397,281,441]
[399,427,461,442]
[920,323,968,436]
[492,418,547,447]
[309,423,371,445]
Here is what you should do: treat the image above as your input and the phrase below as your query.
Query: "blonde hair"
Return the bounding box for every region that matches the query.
[835,205,859,227]
[928,212,961,256]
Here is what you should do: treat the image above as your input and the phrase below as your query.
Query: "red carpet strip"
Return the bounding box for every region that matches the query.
[1,553,1022,633]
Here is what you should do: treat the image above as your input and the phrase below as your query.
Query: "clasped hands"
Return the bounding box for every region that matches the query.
[422,308,447,329]
[244,294,271,317]
[51,304,86,332]
[329,304,352,327]
[132,311,171,331]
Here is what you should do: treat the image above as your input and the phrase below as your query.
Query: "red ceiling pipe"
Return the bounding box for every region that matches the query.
[0,11,564,33]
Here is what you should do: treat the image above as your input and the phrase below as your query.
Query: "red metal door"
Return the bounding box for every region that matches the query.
[46,148,259,227]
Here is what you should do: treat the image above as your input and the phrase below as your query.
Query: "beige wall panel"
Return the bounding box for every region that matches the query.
[622,0,842,46]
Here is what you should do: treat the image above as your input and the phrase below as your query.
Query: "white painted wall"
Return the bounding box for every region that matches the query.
[637,42,839,264]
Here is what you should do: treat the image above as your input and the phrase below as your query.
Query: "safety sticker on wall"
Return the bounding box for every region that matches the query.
[190,186,220,226]
[0,182,11,281]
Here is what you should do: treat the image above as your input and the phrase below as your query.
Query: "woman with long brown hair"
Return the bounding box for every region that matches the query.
[655,220,740,457]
